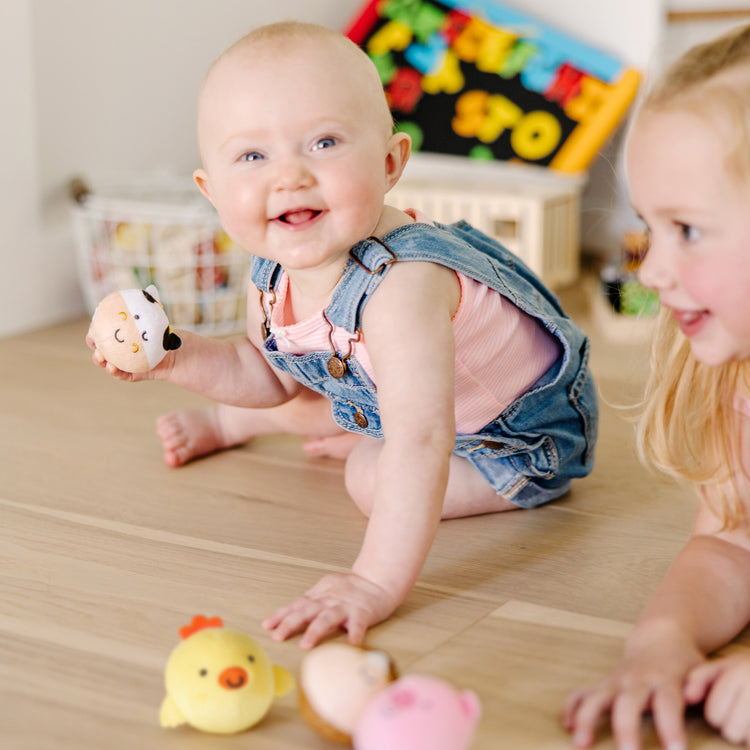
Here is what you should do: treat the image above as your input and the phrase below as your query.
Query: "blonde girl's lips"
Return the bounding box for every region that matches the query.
[671,307,709,337]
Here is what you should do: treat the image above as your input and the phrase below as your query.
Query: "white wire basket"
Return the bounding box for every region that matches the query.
[71,178,250,336]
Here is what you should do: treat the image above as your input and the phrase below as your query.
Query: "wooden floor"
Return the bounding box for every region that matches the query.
[2,278,747,749]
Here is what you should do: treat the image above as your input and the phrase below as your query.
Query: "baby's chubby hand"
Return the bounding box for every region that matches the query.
[262,572,398,649]
[85,326,157,382]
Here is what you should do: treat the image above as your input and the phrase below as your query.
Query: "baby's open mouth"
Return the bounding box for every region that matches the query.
[276,209,321,225]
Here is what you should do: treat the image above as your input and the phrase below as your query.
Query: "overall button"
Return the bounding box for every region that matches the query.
[353,411,368,429]
[327,356,347,379]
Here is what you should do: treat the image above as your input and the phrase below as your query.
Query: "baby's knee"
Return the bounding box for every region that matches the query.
[344,443,377,516]
[344,464,374,517]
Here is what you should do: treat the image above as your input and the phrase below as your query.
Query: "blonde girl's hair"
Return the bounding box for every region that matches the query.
[635,23,750,527]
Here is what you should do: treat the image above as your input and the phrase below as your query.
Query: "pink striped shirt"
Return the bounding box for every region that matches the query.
[268,238,561,434]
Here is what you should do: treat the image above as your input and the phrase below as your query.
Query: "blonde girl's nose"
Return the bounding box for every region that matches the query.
[637,240,673,291]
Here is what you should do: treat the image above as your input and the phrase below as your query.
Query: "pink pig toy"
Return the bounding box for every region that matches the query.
[353,674,481,750]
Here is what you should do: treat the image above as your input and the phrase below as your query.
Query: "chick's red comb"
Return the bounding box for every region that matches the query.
[179,615,224,639]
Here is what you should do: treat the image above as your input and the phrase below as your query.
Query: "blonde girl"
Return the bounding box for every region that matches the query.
[563,23,750,750]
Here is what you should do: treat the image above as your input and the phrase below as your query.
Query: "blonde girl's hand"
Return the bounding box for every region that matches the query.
[685,654,750,746]
[261,572,398,649]
[561,628,704,750]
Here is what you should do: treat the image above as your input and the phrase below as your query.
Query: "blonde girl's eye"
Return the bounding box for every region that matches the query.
[240,151,264,163]
[312,137,336,151]
[678,223,700,242]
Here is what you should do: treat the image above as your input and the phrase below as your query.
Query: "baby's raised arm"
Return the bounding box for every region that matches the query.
[87,297,301,408]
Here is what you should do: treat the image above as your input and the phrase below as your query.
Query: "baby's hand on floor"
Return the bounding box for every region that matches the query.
[685,654,750,746]
[262,572,397,649]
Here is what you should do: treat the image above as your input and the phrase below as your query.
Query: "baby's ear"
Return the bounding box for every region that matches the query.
[193,169,214,204]
[384,131,411,191]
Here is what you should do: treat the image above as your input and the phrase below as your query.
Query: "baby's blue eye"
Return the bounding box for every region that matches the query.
[241,152,263,162]
[313,137,336,151]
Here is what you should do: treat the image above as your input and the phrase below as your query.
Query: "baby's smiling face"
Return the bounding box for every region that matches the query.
[193,30,406,283]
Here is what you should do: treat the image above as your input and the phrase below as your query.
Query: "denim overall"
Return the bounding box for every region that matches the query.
[251,221,598,509]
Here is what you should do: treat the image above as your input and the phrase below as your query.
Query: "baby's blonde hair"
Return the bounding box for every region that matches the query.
[635,24,750,527]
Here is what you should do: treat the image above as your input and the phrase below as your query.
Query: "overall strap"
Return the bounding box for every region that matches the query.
[250,256,284,293]
[248,238,400,335]
[320,222,498,332]
[322,236,398,332]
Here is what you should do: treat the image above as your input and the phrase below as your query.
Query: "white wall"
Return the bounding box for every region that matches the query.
[0,1,44,339]
[1,0,666,338]
[0,0,364,338]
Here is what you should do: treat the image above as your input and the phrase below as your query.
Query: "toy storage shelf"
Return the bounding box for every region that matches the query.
[387,153,585,289]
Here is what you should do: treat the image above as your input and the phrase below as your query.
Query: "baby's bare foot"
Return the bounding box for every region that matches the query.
[156,408,235,467]
[302,432,361,460]
[156,399,356,467]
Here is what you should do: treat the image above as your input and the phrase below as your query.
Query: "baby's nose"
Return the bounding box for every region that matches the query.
[275,159,313,191]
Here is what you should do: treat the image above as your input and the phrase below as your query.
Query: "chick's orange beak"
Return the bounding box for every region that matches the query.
[219,666,248,690]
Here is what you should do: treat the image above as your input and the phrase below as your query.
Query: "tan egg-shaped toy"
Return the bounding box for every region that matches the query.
[90,285,181,372]
[298,643,398,744]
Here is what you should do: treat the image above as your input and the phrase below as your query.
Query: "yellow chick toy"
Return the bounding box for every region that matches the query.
[160,615,295,734]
